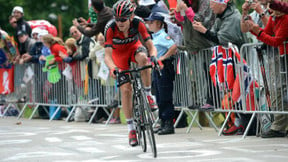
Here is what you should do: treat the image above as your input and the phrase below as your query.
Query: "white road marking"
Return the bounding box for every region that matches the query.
[45,137,62,142]
[70,136,93,140]
[51,129,90,135]
[138,150,221,159]
[0,132,36,137]
[2,152,73,161]
[76,147,105,153]
[0,139,31,145]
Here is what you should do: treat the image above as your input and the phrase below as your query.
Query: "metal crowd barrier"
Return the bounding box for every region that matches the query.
[1,64,33,117]
[8,59,118,124]
[173,42,288,138]
[172,48,219,133]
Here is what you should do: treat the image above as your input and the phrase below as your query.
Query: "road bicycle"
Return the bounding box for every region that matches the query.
[115,64,161,158]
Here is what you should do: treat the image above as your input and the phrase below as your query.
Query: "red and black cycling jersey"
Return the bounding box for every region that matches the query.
[104,16,151,50]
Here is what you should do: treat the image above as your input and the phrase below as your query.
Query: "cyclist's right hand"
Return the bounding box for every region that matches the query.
[110,67,119,79]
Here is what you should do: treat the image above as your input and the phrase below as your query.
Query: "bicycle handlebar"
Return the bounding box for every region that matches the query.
[114,62,163,76]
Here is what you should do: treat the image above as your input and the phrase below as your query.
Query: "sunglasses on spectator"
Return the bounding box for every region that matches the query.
[11,21,17,24]
[115,17,129,22]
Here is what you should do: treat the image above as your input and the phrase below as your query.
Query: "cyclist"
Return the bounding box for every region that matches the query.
[104,0,158,147]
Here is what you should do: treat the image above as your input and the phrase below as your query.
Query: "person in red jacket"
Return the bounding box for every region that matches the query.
[245,3,288,55]
[244,2,288,138]
[41,34,68,69]
[260,0,288,13]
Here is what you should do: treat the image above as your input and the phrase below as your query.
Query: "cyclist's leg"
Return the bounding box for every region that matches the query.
[120,82,138,146]
[120,82,133,120]
[134,46,157,109]
[112,49,138,146]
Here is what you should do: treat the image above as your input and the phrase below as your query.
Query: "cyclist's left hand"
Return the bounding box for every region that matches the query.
[150,56,164,69]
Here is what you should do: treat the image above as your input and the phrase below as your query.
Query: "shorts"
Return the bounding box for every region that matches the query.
[112,44,147,70]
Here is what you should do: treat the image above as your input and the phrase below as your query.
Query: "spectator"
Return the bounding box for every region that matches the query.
[41,34,68,67]
[175,0,216,53]
[260,0,288,13]
[0,29,18,65]
[64,38,77,63]
[12,6,32,38]
[241,0,269,42]
[193,0,247,48]
[69,26,94,61]
[193,0,248,134]
[73,0,113,38]
[29,28,49,63]
[9,16,17,29]
[138,0,184,46]
[15,30,36,64]
[241,0,269,83]
[246,0,288,55]
[146,12,177,135]
[245,0,288,138]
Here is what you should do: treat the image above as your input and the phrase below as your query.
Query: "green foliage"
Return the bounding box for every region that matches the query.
[0,0,88,39]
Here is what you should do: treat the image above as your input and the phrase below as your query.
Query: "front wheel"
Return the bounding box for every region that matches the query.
[142,92,157,158]
[133,95,147,152]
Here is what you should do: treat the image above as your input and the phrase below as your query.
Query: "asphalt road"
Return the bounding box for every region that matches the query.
[0,117,288,162]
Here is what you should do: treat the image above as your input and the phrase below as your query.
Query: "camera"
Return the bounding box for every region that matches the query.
[248,0,253,5]
[77,18,82,23]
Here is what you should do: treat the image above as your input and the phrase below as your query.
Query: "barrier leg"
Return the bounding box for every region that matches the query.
[174,108,184,128]
[49,106,61,122]
[186,110,202,133]
[88,107,99,124]
[29,104,40,120]
[241,112,256,139]
[17,103,28,119]
[66,106,76,122]
[204,112,219,132]
[104,108,116,126]
[2,103,12,117]
[218,111,231,136]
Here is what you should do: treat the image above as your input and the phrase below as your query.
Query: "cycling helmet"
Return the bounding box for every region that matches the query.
[113,0,135,17]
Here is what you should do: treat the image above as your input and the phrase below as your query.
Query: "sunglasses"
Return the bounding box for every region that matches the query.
[115,17,129,22]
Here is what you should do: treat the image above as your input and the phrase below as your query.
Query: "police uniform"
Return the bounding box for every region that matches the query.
[152,28,176,125]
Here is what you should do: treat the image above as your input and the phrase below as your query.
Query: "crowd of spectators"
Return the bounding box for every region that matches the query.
[1,0,288,138]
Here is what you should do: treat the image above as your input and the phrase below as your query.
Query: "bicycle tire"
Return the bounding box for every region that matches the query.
[133,94,147,152]
[141,91,157,158]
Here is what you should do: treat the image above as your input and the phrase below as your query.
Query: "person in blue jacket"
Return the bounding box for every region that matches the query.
[145,12,178,135]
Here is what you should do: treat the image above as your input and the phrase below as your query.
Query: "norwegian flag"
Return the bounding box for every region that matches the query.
[209,46,235,91]
[230,46,259,111]
[210,45,259,111]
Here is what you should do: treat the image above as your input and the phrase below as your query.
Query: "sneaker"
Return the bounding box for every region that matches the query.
[146,95,158,110]
[200,103,214,111]
[222,125,244,135]
[129,130,138,147]
[102,118,121,124]
[261,129,286,138]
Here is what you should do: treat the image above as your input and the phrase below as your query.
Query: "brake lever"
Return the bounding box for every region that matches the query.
[155,60,163,77]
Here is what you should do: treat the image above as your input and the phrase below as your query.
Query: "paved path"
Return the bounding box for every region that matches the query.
[0,117,288,162]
